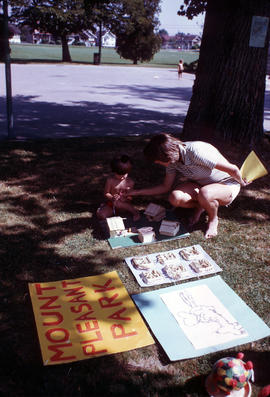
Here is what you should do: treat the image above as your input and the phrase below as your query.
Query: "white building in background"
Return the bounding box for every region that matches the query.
[68,31,97,47]
[101,32,116,48]
[8,24,21,43]
[9,26,116,48]
[9,34,21,44]
[82,30,97,47]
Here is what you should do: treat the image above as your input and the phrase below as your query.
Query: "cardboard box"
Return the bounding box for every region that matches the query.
[159,220,180,237]
[144,203,166,222]
[137,227,156,243]
[106,216,125,237]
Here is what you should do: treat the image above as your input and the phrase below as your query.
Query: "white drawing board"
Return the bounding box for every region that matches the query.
[161,284,248,350]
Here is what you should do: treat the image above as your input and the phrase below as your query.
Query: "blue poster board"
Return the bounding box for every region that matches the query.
[132,276,270,361]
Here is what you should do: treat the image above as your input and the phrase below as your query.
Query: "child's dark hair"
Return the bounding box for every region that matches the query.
[110,155,132,175]
[143,133,182,163]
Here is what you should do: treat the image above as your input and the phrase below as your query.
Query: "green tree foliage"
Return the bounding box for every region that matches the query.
[10,0,92,62]
[159,28,168,36]
[158,28,169,48]
[178,0,207,19]
[0,15,14,61]
[178,0,270,144]
[84,0,119,63]
[112,0,161,64]
[84,0,118,28]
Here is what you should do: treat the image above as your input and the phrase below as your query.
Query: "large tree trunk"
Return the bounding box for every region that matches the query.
[182,0,270,144]
[61,34,72,62]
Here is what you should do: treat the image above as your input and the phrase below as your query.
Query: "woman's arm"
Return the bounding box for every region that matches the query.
[129,171,176,196]
[215,158,248,186]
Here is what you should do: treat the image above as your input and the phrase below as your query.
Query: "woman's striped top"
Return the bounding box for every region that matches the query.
[166,141,232,186]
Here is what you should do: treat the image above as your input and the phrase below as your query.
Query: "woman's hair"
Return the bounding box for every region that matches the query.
[110,155,132,175]
[143,133,182,163]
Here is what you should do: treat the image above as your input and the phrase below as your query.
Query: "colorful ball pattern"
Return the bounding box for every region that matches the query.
[212,357,252,393]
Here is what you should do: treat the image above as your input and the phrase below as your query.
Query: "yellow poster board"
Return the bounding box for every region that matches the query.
[29,271,154,365]
[240,151,268,182]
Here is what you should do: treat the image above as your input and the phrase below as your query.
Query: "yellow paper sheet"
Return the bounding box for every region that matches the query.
[240,151,268,182]
[29,271,154,365]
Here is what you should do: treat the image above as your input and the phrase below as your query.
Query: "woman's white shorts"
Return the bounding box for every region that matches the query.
[172,176,241,206]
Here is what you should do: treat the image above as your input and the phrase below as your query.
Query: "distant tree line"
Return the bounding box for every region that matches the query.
[159,29,201,50]
[6,0,161,64]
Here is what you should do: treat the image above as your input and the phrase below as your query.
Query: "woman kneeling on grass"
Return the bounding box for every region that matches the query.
[129,133,249,239]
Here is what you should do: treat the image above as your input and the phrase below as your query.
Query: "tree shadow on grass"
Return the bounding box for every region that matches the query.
[0,134,269,397]
[218,176,270,226]
[0,135,193,397]
[0,137,145,396]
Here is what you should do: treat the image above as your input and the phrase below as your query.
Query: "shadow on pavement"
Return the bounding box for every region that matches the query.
[0,95,185,139]
[0,84,193,140]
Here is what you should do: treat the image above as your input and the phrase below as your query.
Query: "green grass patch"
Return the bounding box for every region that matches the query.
[10,43,199,68]
[0,135,269,397]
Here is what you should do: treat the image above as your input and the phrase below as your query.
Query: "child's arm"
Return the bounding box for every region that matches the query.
[120,178,134,201]
[104,178,114,201]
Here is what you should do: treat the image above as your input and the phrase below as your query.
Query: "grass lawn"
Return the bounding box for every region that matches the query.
[10,43,199,68]
[0,134,269,397]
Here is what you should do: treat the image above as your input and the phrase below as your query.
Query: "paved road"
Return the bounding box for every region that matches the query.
[0,63,269,139]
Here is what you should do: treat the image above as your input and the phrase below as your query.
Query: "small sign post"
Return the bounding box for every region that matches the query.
[249,16,269,48]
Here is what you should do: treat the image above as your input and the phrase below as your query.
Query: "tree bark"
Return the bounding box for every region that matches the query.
[182,0,270,144]
[61,34,72,62]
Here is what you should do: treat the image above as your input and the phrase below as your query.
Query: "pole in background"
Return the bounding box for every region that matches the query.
[3,0,14,138]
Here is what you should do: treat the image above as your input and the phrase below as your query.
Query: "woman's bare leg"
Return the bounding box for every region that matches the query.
[169,182,236,238]
[197,183,234,238]
[168,182,205,225]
